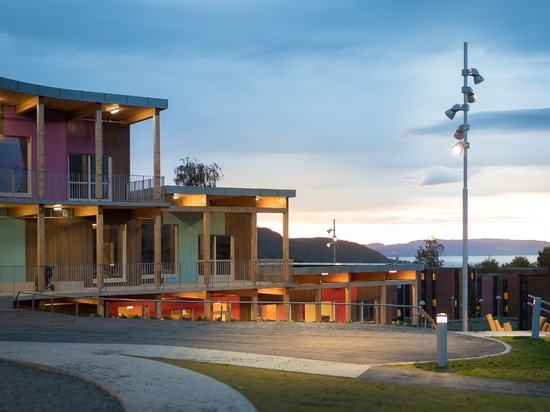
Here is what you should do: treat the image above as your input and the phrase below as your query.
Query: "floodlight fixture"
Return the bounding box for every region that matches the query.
[454,124,469,140]
[445,104,463,120]
[470,68,484,85]
[452,141,468,155]
[463,86,478,103]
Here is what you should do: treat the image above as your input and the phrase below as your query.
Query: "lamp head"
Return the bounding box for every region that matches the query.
[452,141,468,155]
[454,124,469,140]
[470,68,484,85]
[445,104,462,120]
[464,86,478,103]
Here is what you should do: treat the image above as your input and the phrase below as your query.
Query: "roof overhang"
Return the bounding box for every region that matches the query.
[0,76,168,125]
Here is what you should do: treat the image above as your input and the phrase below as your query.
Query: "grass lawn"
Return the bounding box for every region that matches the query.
[152,337,550,411]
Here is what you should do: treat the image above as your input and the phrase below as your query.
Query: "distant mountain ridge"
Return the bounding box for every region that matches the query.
[258,228,391,263]
[366,239,550,259]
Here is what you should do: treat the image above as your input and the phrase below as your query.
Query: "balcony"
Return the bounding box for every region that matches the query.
[0,168,165,203]
[0,259,294,296]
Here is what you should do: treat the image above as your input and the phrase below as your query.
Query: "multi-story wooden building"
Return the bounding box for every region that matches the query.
[0,76,421,322]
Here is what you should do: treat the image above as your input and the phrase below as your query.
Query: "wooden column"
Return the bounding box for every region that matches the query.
[36,204,46,291]
[283,292,291,321]
[250,212,258,283]
[282,209,290,281]
[96,207,104,289]
[36,97,45,199]
[204,291,212,318]
[154,208,162,287]
[202,211,211,286]
[251,292,259,320]
[316,279,322,323]
[380,285,387,324]
[94,103,103,199]
[345,285,352,323]
[153,109,161,201]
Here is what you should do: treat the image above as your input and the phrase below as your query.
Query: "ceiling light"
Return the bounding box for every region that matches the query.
[110,106,120,114]
[53,204,62,211]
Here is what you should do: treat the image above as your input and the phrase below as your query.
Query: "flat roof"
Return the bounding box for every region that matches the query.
[165,185,296,198]
[293,262,424,275]
[0,76,168,125]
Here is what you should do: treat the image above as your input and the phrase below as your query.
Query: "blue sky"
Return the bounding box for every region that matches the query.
[3,1,550,245]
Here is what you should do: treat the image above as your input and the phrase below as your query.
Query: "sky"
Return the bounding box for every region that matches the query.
[2,1,550,245]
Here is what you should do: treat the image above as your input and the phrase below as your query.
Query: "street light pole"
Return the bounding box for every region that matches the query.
[461,42,470,333]
[445,42,484,333]
[327,219,337,263]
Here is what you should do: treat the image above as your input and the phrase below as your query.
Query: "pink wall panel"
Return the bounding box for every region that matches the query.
[67,120,96,154]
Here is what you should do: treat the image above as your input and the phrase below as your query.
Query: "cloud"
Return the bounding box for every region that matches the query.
[420,165,460,186]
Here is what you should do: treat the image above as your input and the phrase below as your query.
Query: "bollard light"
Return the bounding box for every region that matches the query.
[437,313,448,367]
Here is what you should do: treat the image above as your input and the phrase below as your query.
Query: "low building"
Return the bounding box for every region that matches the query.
[0,76,421,322]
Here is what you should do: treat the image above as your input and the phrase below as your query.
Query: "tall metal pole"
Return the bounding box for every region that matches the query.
[461,42,469,332]
[332,219,336,264]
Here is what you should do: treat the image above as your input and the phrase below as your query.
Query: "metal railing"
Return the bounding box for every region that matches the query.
[0,259,293,296]
[0,168,164,203]
[13,294,425,326]
[528,294,550,339]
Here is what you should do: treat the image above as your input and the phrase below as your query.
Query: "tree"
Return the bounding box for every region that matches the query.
[414,237,445,267]
[537,246,550,268]
[503,256,532,268]
[476,257,501,274]
[174,157,223,187]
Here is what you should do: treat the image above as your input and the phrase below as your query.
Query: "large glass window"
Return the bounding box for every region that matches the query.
[141,224,176,263]
[0,136,30,194]
[69,154,111,200]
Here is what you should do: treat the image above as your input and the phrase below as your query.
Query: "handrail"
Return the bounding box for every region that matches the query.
[528,294,550,339]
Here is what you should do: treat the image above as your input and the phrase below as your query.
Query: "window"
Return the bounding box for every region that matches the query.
[69,154,111,200]
[199,235,232,276]
[0,135,30,194]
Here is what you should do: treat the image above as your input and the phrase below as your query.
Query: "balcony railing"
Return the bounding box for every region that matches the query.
[0,168,165,203]
[0,259,294,296]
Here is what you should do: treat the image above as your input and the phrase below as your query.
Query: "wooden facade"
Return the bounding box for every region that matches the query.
[0,76,422,323]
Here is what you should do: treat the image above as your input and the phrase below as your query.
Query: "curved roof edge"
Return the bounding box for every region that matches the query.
[0,76,168,109]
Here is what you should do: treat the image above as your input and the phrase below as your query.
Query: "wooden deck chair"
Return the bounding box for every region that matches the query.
[486,314,497,332]
[503,322,512,331]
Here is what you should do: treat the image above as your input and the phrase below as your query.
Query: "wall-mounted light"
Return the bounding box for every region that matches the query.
[53,204,62,211]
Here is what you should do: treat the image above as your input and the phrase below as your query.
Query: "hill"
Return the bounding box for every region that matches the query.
[258,227,391,263]
[366,239,550,259]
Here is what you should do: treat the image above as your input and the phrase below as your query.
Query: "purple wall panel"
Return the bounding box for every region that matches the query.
[67,120,96,154]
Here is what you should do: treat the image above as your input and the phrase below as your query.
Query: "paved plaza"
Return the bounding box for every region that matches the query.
[1,310,548,411]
